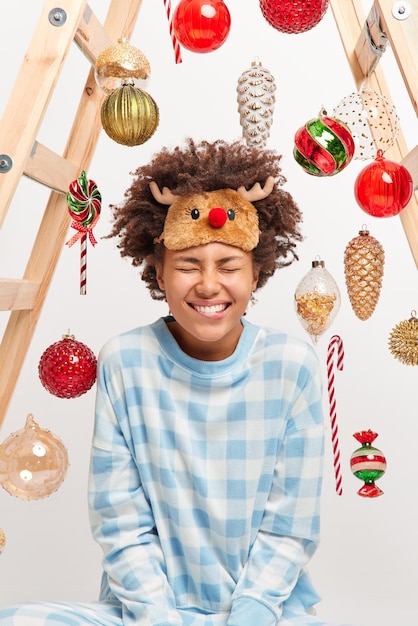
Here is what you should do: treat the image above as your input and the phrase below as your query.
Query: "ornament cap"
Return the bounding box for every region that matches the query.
[353,429,378,445]
[24,413,39,431]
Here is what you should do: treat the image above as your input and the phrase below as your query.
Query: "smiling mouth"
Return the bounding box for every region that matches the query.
[192,303,229,315]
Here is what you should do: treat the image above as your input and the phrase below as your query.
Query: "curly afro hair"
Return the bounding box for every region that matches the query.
[108,138,303,300]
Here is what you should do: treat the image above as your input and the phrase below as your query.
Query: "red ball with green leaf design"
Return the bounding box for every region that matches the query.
[294,115,355,176]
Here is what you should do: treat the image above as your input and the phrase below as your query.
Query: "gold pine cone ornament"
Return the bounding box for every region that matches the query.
[344,227,385,320]
[388,311,418,366]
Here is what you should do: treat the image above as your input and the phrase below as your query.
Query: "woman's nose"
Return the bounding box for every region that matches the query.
[195,271,220,295]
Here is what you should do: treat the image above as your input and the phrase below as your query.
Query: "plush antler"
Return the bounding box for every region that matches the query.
[149,181,178,205]
[237,176,275,202]
[150,175,275,206]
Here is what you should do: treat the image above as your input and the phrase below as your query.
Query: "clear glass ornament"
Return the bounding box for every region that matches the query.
[0,414,69,500]
[294,258,341,343]
[332,83,400,160]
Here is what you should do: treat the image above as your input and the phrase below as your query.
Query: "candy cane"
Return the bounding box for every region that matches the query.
[163,0,182,64]
[327,334,344,495]
[80,234,87,295]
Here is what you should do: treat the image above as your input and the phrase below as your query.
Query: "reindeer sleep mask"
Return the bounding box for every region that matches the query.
[150,176,275,251]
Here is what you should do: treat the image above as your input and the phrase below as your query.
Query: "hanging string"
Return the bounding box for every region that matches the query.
[326,334,344,496]
[163,0,182,64]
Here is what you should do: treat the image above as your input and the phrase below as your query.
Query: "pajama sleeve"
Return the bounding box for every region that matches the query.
[227,357,325,626]
[88,351,183,626]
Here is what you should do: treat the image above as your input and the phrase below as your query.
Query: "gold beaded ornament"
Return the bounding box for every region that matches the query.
[388,311,418,366]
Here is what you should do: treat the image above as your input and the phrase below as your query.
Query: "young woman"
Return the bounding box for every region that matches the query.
[0,139,352,626]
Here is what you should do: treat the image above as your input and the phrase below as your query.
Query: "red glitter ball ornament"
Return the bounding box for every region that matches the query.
[354,149,413,217]
[259,0,329,34]
[173,0,231,53]
[38,333,97,399]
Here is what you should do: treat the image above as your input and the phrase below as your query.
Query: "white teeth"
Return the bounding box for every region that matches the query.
[194,304,226,314]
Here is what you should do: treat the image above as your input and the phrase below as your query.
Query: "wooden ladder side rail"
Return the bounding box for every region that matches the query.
[329,0,418,269]
[0,0,144,429]
[0,0,88,230]
[374,0,418,115]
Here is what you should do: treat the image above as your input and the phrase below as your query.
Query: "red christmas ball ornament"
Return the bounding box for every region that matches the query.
[173,0,231,53]
[294,114,355,176]
[354,149,414,217]
[260,0,329,34]
[39,332,97,399]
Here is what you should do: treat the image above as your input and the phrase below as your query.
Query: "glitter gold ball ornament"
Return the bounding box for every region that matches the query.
[333,85,400,160]
[344,227,385,320]
[101,83,159,146]
[95,37,150,94]
[294,258,341,343]
[0,414,69,500]
[0,528,5,555]
[38,332,97,399]
[237,59,276,148]
[388,311,418,366]
[350,430,386,498]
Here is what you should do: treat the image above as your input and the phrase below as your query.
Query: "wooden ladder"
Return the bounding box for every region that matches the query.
[0,0,143,429]
[0,0,416,429]
[330,0,418,261]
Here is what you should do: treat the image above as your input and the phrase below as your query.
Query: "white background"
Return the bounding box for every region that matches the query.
[0,1,417,625]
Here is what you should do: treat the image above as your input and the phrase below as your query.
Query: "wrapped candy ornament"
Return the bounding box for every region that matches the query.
[38,332,97,399]
[294,258,341,343]
[350,430,386,497]
[294,112,355,176]
[388,311,418,366]
[0,414,69,500]
[237,59,276,148]
[344,226,385,320]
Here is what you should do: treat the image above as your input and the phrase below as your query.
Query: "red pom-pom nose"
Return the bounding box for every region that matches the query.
[208,207,227,228]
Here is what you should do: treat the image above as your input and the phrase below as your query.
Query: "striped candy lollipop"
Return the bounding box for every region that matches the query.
[66,170,102,295]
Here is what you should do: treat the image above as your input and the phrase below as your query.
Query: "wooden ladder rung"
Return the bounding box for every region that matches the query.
[0,279,39,311]
[75,3,114,64]
[25,142,80,194]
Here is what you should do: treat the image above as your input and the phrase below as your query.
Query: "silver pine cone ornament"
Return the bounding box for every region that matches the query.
[388,312,418,366]
[344,227,385,320]
[237,59,276,148]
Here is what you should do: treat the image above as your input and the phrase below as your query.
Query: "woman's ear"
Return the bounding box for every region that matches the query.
[156,264,165,291]
[252,266,259,292]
